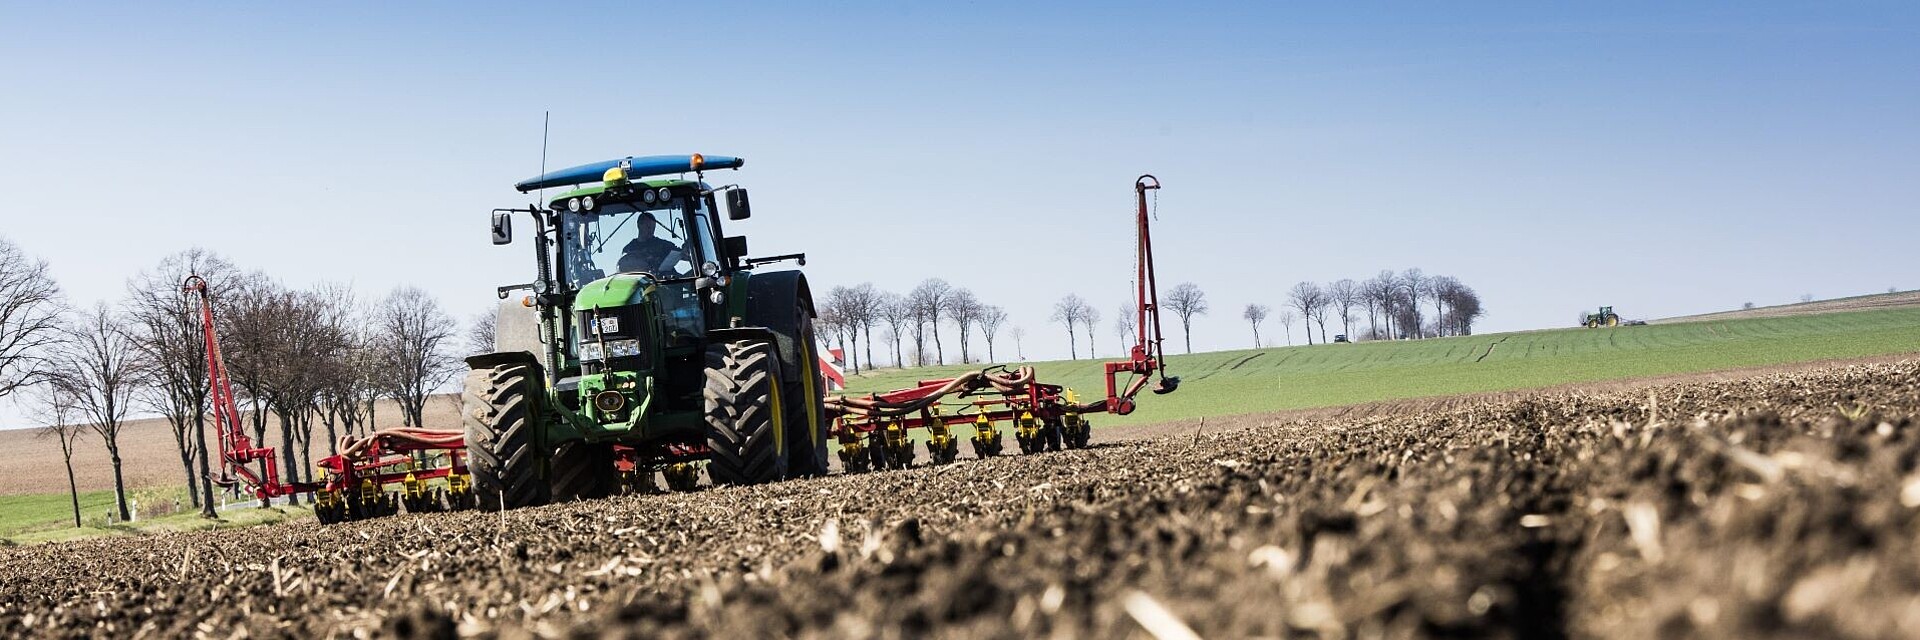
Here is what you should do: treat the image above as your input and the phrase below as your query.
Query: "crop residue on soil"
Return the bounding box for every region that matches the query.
[4,361,1920,639]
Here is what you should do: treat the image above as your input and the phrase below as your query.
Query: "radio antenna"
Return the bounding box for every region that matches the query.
[536,111,551,203]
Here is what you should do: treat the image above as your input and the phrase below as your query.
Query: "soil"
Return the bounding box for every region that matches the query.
[4,359,1920,639]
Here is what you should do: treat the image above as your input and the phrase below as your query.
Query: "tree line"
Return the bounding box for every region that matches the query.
[815,279,1015,373]
[1247,268,1484,347]
[0,237,470,526]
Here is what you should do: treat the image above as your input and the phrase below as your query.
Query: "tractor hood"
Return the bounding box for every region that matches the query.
[574,273,655,311]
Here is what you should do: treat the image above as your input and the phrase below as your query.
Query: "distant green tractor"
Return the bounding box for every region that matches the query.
[470,154,829,510]
[1583,306,1621,328]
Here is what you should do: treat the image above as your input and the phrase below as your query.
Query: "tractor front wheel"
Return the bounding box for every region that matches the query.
[704,340,789,486]
[464,364,550,511]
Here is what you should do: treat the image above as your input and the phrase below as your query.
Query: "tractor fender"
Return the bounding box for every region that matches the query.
[742,270,816,381]
[467,350,545,375]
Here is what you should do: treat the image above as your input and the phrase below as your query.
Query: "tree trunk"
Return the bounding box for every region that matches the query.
[848,330,859,374]
[1182,319,1193,354]
[931,312,945,365]
[109,448,130,522]
[863,323,875,371]
[64,456,80,528]
[194,403,216,518]
[1252,325,1261,348]
[1087,328,1096,359]
[278,411,301,506]
[174,423,199,508]
[178,441,200,508]
[299,413,315,484]
[1066,327,1078,360]
[985,338,996,363]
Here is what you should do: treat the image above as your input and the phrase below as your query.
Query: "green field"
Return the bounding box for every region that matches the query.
[0,486,307,545]
[840,307,1920,428]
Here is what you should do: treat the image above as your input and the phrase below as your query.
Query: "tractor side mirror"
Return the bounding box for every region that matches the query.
[724,235,749,260]
[490,210,513,245]
[726,189,752,220]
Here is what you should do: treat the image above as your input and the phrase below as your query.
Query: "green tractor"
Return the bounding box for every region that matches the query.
[1583,306,1621,328]
[469,154,829,510]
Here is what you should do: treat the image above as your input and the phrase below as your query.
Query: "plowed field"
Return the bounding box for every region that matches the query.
[5,361,1919,639]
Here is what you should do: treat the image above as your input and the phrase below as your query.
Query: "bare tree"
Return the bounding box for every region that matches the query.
[0,237,64,403]
[59,303,142,522]
[948,288,983,364]
[125,248,235,513]
[1242,304,1269,348]
[466,310,497,356]
[1799,293,1814,303]
[1287,282,1326,345]
[1309,292,1331,342]
[1114,305,1136,353]
[1050,295,1091,360]
[846,283,885,370]
[1400,268,1428,339]
[905,285,939,366]
[1277,310,1298,346]
[816,304,848,368]
[1367,270,1397,339]
[1164,283,1208,354]
[909,279,955,365]
[1421,275,1457,337]
[1440,284,1485,336]
[879,294,911,367]
[374,286,460,429]
[1010,326,1026,360]
[1082,306,1102,359]
[977,306,1008,363]
[304,283,360,460]
[1329,279,1359,339]
[824,286,860,373]
[33,383,87,527]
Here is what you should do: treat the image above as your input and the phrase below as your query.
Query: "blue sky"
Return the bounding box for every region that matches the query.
[1,1,1916,385]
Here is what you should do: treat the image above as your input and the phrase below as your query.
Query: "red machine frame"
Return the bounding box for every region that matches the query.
[826,174,1180,439]
[186,276,469,510]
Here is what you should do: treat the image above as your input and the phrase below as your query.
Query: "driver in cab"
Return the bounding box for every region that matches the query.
[617,211,689,276]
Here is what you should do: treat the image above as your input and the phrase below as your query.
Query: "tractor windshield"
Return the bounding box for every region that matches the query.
[560,201,696,288]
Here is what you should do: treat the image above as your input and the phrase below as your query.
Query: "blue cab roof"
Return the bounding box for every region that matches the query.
[515,154,744,193]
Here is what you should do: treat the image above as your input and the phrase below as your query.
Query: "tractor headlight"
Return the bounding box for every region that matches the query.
[567,197,582,212]
[581,195,595,210]
[578,339,642,362]
[656,187,671,203]
[641,189,657,204]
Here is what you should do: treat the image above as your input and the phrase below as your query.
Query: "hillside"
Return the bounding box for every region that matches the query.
[1653,290,1920,324]
[841,306,1920,427]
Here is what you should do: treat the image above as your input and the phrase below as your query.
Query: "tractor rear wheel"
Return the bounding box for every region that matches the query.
[704,340,789,486]
[464,364,550,511]
[782,312,830,477]
[549,440,616,502]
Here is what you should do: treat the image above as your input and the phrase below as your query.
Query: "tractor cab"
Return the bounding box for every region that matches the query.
[549,178,730,353]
